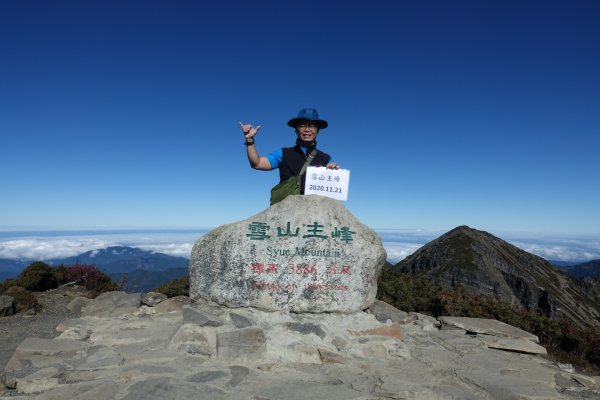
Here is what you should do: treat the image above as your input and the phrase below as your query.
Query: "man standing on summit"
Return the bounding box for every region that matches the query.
[240,108,340,204]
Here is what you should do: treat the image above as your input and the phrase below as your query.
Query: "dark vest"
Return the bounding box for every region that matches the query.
[279,146,331,194]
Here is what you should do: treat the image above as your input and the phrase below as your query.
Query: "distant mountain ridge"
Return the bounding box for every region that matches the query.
[394,225,600,329]
[52,246,189,274]
[558,259,600,278]
[0,246,190,291]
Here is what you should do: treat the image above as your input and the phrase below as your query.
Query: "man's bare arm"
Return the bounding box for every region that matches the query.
[240,122,272,170]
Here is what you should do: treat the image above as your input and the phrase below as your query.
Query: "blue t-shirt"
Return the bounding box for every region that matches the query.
[266,147,333,169]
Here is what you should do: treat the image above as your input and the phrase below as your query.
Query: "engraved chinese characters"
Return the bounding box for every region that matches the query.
[189,195,387,313]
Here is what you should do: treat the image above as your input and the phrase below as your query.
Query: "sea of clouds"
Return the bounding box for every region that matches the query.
[0,228,599,265]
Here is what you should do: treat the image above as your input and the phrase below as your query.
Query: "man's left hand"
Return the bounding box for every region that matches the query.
[326,162,340,170]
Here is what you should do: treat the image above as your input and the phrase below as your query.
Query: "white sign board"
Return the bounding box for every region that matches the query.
[304,166,350,201]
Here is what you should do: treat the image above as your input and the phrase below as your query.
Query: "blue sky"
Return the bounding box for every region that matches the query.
[1,0,599,240]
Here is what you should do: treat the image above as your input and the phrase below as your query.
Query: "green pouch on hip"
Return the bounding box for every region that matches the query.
[270,175,300,205]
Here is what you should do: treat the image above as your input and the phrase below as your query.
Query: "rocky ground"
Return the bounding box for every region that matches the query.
[1,291,600,399]
[0,286,86,372]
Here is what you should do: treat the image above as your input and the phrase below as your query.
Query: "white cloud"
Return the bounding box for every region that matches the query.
[509,238,600,262]
[0,229,597,264]
[383,242,424,264]
[0,230,207,261]
[0,238,113,260]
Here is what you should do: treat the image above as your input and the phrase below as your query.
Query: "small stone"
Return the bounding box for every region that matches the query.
[15,367,60,394]
[186,370,228,383]
[154,296,193,313]
[177,343,213,357]
[78,346,125,370]
[121,377,176,400]
[332,336,349,351]
[557,363,575,373]
[229,312,252,328]
[171,326,209,344]
[142,292,168,307]
[217,328,266,361]
[257,363,276,371]
[388,343,411,360]
[409,312,441,326]
[285,322,326,339]
[0,295,15,317]
[182,304,224,327]
[413,319,437,331]
[228,366,249,387]
[318,349,345,364]
[361,344,389,359]
[571,373,599,389]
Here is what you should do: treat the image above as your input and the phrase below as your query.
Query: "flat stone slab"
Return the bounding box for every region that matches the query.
[182,304,225,327]
[438,316,540,343]
[12,338,87,357]
[189,195,387,313]
[479,335,547,355]
[217,328,266,361]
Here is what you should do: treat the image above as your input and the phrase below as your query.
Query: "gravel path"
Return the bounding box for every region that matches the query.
[0,286,86,371]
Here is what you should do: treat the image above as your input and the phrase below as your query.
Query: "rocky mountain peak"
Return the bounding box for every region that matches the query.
[395,226,600,329]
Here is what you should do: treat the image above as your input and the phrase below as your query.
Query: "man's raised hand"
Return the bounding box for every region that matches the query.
[239,122,261,140]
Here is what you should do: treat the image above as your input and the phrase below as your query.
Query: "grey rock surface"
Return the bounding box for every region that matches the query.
[182,304,224,327]
[153,295,192,314]
[189,195,387,313]
[0,296,15,317]
[479,335,548,355]
[66,296,91,313]
[217,328,266,361]
[438,316,540,342]
[1,294,598,400]
[229,313,252,328]
[369,299,414,324]
[81,291,141,317]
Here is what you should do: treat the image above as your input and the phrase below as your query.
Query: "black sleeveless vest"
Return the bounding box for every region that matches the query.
[278,145,331,194]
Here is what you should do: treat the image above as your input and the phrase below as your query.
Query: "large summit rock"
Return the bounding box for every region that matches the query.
[189,195,386,313]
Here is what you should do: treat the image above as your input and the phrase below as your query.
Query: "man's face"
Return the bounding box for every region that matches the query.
[295,120,319,142]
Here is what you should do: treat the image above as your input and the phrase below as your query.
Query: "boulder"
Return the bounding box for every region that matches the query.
[189,195,386,312]
[0,295,15,317]
[66,296,91,313]
[81,291,141,318]
[368,299,414,324]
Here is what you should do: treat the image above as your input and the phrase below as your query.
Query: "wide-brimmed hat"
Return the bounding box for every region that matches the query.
[287,108,328,129]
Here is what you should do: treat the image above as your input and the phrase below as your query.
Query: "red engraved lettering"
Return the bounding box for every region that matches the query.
[251,263,265,273]
[266,263,278,273]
